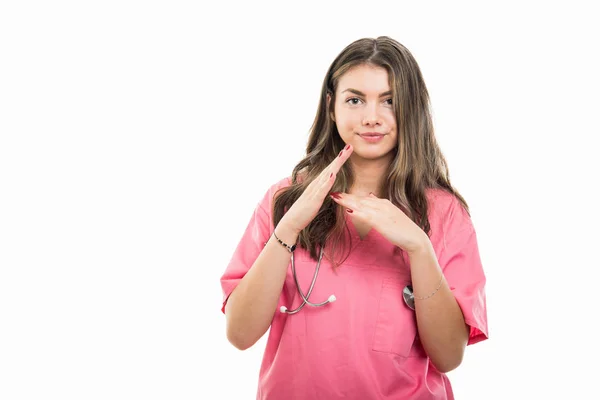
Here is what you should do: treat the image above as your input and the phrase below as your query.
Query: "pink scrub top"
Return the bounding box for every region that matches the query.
[220,177,488,400]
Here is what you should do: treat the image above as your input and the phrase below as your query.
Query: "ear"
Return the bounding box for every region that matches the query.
[326,93,335,122]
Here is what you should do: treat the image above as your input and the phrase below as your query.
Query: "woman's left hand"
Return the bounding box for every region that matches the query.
[330,192,428,254]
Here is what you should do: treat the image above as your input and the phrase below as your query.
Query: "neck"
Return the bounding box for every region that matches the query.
[348,153,392,198]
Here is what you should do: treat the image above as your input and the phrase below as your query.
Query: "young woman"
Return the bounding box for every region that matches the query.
[219,36,488,399]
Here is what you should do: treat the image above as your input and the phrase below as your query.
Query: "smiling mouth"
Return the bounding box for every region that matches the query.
[357,133,386,143]
[358,133,385,138]
[358,132,386,136]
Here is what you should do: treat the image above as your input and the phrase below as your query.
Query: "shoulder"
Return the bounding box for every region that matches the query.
[425,188,473,241]
[257,175,294,214]
[425,188,463,216]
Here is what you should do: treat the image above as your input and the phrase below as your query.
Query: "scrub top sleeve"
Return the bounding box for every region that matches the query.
[219,201,273,314]
[438,202,489,346]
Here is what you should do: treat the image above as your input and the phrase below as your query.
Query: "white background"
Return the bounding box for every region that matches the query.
[1,1,599,399]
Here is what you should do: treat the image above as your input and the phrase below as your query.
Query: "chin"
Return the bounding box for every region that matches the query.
[354,150,391,160]
[353,147,396,160]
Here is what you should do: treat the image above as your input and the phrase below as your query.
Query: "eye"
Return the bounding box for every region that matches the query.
[346,97,362,105]
[384,98,393,105]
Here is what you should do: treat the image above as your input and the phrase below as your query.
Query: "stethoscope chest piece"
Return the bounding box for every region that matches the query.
[403,285,415,310]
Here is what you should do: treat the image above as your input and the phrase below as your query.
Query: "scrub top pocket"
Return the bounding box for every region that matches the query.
[372,277,418,358]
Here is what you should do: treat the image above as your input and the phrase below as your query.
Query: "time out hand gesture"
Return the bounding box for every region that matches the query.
[330,192,428,254]
[279,144,353,234]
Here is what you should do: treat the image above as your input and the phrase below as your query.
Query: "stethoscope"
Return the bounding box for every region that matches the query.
[279,247,336,314]
[279,247,417,314]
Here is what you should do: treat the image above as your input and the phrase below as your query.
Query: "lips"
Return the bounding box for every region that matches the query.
[359,133,385,137]
[358,133,386,143]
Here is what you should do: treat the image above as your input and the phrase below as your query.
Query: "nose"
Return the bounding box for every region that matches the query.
[362,103,381,126]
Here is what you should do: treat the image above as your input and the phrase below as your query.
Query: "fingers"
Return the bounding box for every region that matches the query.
[336,195,374,221]
[325,144,353,183]
[308,144,353,195]
[330,144,353,176]
[286,144,354,232]
[331,193,381,214]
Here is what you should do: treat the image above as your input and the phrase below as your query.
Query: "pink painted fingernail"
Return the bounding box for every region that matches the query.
[330,192,341,199]
[338,150,344,158]
[330,172,333,178]
[344,144,350,150]
[346,208,353,213]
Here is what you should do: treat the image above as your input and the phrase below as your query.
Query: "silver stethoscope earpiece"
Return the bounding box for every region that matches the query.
[280,247,336,315]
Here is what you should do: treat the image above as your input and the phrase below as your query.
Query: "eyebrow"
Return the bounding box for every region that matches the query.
[341,88,393,97]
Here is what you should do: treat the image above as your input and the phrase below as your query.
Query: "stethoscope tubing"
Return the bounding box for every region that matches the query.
[280,245,415,314]
[281,247,335,314]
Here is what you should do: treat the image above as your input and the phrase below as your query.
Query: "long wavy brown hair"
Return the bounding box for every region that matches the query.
[272,36,469,266]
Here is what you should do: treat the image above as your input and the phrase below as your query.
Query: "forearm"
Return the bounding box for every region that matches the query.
[408,239,470,373]
[225,223,298,350]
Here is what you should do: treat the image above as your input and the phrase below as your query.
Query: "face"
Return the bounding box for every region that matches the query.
[330,64,397,161]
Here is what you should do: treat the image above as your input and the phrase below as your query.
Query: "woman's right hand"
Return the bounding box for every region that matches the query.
[278,144,353,234]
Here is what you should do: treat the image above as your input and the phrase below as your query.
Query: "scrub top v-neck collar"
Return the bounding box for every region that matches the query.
[345,212,374,243]
[344,213,379,265]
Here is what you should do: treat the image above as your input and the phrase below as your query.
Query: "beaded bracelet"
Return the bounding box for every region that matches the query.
[273,231,297,252]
